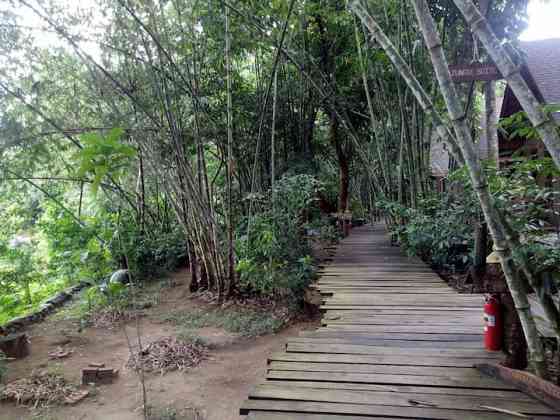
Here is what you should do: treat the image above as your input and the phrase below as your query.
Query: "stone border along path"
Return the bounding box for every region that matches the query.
[240,223,559,419]
[1,281,89,334]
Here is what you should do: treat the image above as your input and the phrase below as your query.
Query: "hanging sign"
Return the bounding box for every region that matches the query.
[449,63,502,82]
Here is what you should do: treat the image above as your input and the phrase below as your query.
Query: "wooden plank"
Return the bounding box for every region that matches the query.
[323,324,483,334]
[269,351,497,368]
[319,286,445,290]
[300,330,484,342]
[289,337,483,349]
[241,399,560,420]
[318,288,455,294]
[286,343,501,358]
[323,309,480,316]
[262,380,530,399]
[321,310,480,319]
[316,283,448,287]
[321,305,482,311]
[323,313,482,321]
[250,384,555,414]
[325,295,482,305]
[268,361,484,378]
[266,370,513,390]
[246,413,407,420]
[322,317,483,326]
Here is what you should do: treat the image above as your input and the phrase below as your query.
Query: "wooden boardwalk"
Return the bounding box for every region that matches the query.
[240,224,559,419]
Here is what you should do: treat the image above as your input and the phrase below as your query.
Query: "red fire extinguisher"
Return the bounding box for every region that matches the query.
[484,295,502,351]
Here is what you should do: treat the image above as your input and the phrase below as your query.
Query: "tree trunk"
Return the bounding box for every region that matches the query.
[188,242,199,292]
[330,114,349,214]
[225,2,235,299]
[484,81,499,167]
[474,220,488,270]
[0,333,29,359]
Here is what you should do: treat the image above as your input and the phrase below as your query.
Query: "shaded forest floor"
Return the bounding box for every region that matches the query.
[0,269,320,420]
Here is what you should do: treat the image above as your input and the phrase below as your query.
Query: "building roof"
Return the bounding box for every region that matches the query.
[519,38,560,118]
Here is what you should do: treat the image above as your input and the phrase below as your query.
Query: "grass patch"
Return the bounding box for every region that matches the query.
[162,307,286,337]
[52,279,166,327]
[0,278,71,325]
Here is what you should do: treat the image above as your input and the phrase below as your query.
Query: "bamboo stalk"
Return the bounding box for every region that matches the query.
[452,0,560,169]
[225,1,234,299]
[349,1,464,167]
[407,0,548,377]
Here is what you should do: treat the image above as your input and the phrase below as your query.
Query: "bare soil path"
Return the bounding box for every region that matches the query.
[1,269,318,420]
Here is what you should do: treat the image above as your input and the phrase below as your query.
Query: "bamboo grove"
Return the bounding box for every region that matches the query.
[1,0,559,377]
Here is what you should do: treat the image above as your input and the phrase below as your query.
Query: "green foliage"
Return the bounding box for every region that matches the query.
[73,128,135,195]
[381,195,477,269]
[0,238,39,305]
[118,222,187,278]
[38,199,113,284]
[450,156,560,234]
[236,174,325,296]
[499,104,560,142]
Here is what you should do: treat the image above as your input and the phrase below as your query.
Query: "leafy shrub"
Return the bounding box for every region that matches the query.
[115,217,187,279]
[380,196,477,270]
[236,174,324,297]
[38,200,113,284]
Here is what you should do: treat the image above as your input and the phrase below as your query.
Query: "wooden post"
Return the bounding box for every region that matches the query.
[0,333,30,359]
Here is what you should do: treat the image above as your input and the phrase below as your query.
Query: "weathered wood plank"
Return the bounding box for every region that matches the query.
[246,413,407,420]
[250,384,556,414]
[289,337,483,349]
[300,330,484,342]
[241,399,560,419]
[268,351,497,368]
[261,380,530,399]
[266,370,513,390]
[318,288,455,294]
[321,305,481,311]
[268,361,484,378]
[322,316,483,326]
[322,324,483,333]
[286,342,502,358]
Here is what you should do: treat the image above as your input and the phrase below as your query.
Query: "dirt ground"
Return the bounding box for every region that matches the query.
[0,269,319,420]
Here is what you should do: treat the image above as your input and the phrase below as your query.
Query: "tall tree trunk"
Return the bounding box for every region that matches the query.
[225,2,235,299]
[485,81,499,167]
[473,218,488,278]
[330,113,350,214]
[353,16,390,196]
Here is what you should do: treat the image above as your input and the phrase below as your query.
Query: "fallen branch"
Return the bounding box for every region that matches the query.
[476,363,560,411]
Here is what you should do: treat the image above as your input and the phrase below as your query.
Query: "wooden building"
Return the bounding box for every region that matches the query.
[499,38,560,161]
